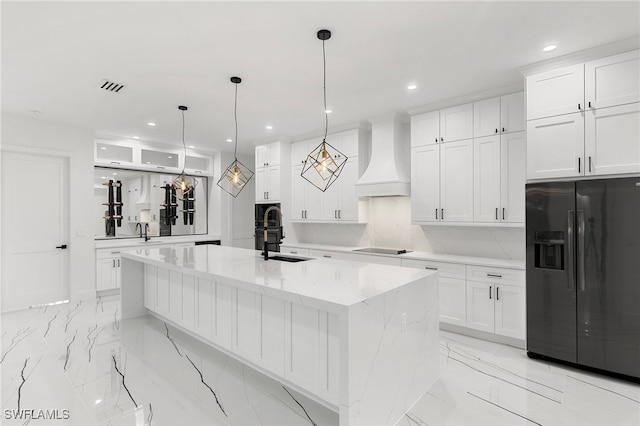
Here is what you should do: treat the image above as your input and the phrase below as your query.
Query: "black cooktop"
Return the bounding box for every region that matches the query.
[352,248,411,255]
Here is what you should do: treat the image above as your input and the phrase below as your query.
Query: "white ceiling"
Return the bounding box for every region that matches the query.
[2,1,639,155]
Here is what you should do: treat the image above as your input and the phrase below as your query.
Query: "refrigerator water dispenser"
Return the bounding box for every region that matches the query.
[534,231,565,270]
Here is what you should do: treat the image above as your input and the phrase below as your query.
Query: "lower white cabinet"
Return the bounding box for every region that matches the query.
[308,249,352,261]
[96,251,121,290]
[401,258,467,326]
[465,265,525,339]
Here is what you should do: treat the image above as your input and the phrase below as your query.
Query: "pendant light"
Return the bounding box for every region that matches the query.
[217,76,254,197]
[172,105,198,194]
[301,29,348,192]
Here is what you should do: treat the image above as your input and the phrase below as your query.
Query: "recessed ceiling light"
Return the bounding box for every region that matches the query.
[543,44,557,52]
[407,84,417,90]
[188,145,195,149]
[112,172,118,176]
[100,147,107,150]
[167,156,172,159]
[101,176,107,179]
[132,136,140,139]
[266,125,273,130]
[95,399,102,405]
[325,109,332,114]
[146,161,151,164]
[147,122,156,126]
[30,110,42,115]
[226,139,233,143]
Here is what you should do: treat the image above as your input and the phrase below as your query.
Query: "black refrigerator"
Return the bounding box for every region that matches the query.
[526,177,640,380]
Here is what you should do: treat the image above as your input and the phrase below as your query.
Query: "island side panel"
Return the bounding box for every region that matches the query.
[339,274,439,426]
[120,257,146,319]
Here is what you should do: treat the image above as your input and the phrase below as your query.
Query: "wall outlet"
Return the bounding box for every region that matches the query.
[401,313,407,332]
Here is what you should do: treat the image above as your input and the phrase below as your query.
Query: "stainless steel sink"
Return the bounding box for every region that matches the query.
[268,255,312,263]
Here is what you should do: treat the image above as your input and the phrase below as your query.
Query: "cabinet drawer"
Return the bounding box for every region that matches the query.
[281,247,310,256]
[466,265,524,286]
[401,259,465,279]
[352,253,402,266]
[96,250,121,260]
[308,249,352,261]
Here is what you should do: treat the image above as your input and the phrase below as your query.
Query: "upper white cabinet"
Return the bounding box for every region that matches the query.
[290,129,366,223]
[474,132,526,223]
[585,50,640,110]
[411,139,474,223]
[439,103,474,143]
[95,139,214,176]
[255,141,289,203]
[474,93,525,137]
[411,104,473,147]
[411,111,440,147]
[526,49,640,180]
[526,63,584,120]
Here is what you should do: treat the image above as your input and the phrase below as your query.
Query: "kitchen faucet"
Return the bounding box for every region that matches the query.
[136,222,151,242]
[262,206,283,260]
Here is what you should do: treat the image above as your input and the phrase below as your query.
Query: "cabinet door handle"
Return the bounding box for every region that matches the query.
[424,266,438,270]
[112,259,115,268]
[588,101,592,108]
[323,254,332,258]
[588,156,592,173]
[435,209,438,220]
[305,210,307,218]
[440,137,444,142]
[441,208,444,220]
[502,127,505,133]
[487,273,502,278]
[489,285,492,299]
[290,251,297,254]
[338,210,341,219]
[157,166,165,170]
[334,210,337,219]
[117,259,120,267]
[497,287,500,300]
[578,157,581,173]
[495,208,498,220]
[578,103,581,110]
[435,138,438,143]
[502,208,505,221]
[110,161,120,165]
[495,128,498,134]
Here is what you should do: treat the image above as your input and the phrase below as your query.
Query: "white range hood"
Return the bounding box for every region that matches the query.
[354,112,410,197]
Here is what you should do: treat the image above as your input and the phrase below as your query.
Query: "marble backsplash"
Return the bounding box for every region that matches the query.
[290,196,525,260]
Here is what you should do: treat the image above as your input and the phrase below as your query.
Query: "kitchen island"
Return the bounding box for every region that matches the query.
[120,245,439,425]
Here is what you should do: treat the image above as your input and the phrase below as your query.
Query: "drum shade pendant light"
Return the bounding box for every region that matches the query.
[301,29,348,192]
[173,106,198,194]
[217,76,254,197]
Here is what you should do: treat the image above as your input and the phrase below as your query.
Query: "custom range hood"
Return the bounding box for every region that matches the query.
[354,112,410,197]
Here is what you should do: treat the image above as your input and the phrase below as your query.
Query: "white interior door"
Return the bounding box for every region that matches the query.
[1,151,69,311]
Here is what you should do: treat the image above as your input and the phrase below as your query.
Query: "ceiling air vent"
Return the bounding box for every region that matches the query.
[97,79,126,93]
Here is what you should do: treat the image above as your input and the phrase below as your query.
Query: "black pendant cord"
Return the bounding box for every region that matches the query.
[322,38,328,143]
[180,109,187,175]
[234,82,239,161]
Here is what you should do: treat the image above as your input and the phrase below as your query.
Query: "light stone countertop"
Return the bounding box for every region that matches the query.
[120,244,434,309]
[95,234,221,250]
[281,242,525,270]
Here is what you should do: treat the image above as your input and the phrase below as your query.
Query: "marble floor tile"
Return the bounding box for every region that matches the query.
[2,296,638,425]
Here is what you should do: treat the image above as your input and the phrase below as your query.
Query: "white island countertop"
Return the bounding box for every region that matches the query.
[120,245,434,311]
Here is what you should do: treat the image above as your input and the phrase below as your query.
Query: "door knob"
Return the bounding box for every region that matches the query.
[56,244,68,249]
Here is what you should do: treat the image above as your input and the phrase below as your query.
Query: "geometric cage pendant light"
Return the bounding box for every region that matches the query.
[217,76,254,198]
[301,29,348,192]
[172,105,199,194]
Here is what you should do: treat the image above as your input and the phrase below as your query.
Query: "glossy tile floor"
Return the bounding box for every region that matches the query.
[1,296,638,425]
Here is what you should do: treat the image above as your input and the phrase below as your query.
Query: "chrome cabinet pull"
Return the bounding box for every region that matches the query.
[487,273,502,278]
[441,208,444,220]
[489,286,492,299]
[112,259,115,268]
[496,287,500,300]
[338,210,341,219]
[435,209,438,220]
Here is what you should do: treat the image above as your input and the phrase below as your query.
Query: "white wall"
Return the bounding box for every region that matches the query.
[290,196,525,260]
[1,114,96,300]
[231,153,256,249]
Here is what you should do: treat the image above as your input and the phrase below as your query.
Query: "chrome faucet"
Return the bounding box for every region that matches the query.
[136,223,151,242]
[262,206,283,260]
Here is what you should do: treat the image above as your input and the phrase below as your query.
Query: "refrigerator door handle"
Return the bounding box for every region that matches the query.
[577,210,586,292]
[567,210,575,290]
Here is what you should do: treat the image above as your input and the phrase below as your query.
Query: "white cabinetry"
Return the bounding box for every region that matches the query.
[411,139,473,223]
[474,131,526,223]
[96,250,121,291]
[255,141,289,203]
[526,50,640,180]
[402,258,466,326]
[440,103,474,143]
[473,92,525,137]
[465,265,525,339]
[95,141,135,167]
